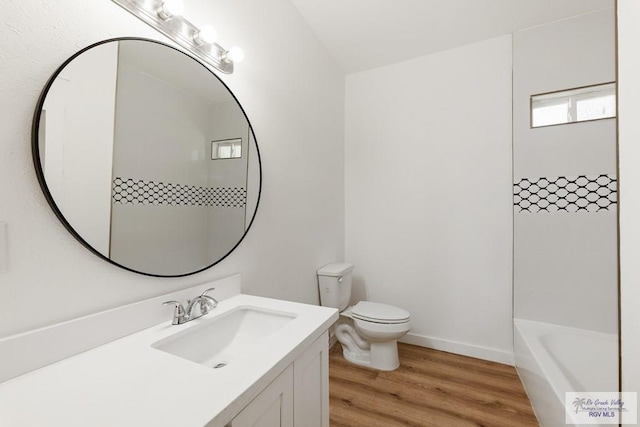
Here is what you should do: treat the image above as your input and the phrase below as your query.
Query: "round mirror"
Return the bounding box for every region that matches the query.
[32,38,261,277]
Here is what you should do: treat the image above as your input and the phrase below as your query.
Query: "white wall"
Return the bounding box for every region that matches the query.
[41,42,118,256]
[345,35,514,364]
[512,9,617,333]
[618,0,640,418]
[0,0,344,338]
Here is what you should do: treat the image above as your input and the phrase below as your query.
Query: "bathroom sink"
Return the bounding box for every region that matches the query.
[152,306,296,368]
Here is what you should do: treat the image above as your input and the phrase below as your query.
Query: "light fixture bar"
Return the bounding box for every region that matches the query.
[110,0,235,74]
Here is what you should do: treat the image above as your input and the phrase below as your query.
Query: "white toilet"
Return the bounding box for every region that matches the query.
[317,262,411,371]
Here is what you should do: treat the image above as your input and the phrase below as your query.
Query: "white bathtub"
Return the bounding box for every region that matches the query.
[514,319,618,427]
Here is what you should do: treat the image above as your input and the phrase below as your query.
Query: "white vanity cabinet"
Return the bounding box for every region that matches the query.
[228,332,329,427]
[229,365,294,427]
[0,288,339,427]
[293,332,330,427]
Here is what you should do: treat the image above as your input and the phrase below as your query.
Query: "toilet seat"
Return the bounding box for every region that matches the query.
[351,301,410,324]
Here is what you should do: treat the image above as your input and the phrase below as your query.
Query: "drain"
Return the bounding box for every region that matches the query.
[213,362,227,369]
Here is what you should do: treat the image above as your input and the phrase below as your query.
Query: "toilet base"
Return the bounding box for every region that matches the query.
[341,340,400,371]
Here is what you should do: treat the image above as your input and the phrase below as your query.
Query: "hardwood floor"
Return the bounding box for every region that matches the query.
[329,343,538,427]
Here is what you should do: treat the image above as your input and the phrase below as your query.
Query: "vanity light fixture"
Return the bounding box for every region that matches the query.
[111,0,240,74]
[193,25,217,46]
[223,46,244,64]
[156,0,184,20]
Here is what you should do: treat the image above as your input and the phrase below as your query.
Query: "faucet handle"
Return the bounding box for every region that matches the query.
[202,287,216,298]
[163,300,185,325]
[199,288,219,314]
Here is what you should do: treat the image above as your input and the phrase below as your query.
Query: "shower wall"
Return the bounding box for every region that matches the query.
[206,100,251,263]
[110,48,250,275]
[110,58,213,274]
[513,8,617,333]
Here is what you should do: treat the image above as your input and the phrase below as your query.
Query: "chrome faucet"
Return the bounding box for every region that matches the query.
[163,287,219,325]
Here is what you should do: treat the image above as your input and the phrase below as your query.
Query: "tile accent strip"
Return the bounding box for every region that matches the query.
[513,174,617,213]
[112,177,246,208]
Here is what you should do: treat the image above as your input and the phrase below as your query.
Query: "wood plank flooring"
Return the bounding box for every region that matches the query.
[329,343,538,427]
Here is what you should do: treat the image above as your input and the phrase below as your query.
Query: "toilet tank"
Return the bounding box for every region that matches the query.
[317,262,353,311]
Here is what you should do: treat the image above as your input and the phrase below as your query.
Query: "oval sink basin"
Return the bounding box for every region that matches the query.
[152,306,297,368]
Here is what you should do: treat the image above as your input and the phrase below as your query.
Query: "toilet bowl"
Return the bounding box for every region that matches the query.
[317,263,411,371]
[336,301,410,370]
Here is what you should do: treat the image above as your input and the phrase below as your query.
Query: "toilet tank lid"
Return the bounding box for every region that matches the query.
[352,301,410,322]
[317,262,353,277]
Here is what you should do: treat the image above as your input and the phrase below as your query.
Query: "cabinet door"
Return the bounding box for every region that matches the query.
[231,365,294,427]
[293,332,329,427]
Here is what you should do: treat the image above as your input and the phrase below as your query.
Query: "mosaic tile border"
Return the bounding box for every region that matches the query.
[513,174,617,213]
[112,177,246,208]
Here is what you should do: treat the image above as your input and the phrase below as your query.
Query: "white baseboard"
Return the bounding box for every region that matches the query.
[399,332,514,366]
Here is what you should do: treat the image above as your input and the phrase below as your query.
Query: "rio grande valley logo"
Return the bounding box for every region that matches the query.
[566,392,637,424]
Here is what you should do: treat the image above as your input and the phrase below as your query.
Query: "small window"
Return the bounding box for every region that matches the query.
[211,138,242,159]
[531,82,616,128]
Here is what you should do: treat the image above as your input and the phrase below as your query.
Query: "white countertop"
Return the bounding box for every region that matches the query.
[0,294,338,427]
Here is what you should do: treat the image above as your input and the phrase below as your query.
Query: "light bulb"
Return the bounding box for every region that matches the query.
[157,0,184,20]
[193,25,217,45]
[223,46,244,64]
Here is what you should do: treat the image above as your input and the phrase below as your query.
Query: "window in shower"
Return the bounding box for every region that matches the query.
[211,138,242,159]
[531,82,616,128]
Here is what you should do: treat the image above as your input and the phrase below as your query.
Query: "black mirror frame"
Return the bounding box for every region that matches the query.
[31,37,262,278]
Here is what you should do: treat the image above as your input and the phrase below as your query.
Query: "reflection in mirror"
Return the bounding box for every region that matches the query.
[212,138,242,159]
[34,38,261,277]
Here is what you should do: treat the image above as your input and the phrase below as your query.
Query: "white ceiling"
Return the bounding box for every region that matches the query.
[288,0,614,73]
